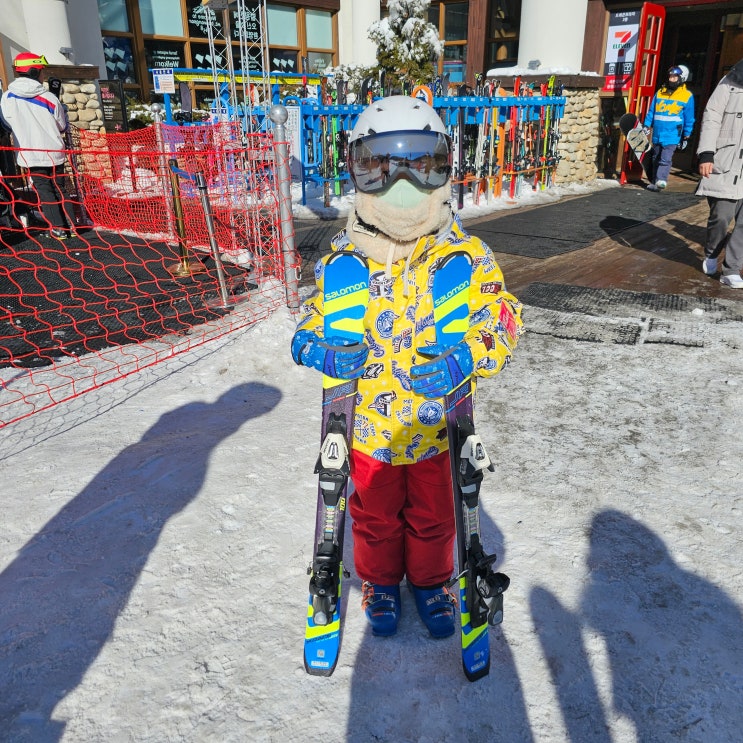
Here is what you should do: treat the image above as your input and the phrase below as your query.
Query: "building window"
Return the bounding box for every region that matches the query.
[186,0,221,38]
[144,40,186,70]
[267,4,335,75]
[98,0,337,104]
[306,9,333,48]
[99,0,130,33]
[486,0,521,69]
[306,9,333,73]
[267,4,298,46]
[138,0,184,36]
[103,36,137,84]
[429,1,469,82]
[191,42,228,70]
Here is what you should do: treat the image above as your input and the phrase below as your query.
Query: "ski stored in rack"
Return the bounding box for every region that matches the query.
[430,251,510,682]
[304,251,369,676]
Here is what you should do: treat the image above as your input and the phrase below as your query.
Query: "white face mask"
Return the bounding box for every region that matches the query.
[377,178,428,210]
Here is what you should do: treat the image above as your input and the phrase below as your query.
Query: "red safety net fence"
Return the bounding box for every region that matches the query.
[0,122,299,428]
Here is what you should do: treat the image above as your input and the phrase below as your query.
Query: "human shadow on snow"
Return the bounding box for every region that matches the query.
[531,509,743,742]
[345,499,533,743]
[0,382,281,742]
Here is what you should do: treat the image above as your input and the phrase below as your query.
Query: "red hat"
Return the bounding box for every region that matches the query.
[13,52,48,73]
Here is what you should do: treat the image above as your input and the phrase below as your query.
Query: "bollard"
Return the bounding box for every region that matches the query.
[268,104,300,312]
[166,158,206,278]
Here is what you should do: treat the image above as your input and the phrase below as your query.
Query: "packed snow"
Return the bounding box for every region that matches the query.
[2,280,742,741]
[485,66,604,79]
[1,166,742,741]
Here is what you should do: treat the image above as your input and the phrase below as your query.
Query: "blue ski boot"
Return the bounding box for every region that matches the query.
[410,583,457,639]
[361,582,401,637]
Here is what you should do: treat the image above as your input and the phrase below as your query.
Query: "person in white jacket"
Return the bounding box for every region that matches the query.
[0,52,75,239]
[696,58,743,288]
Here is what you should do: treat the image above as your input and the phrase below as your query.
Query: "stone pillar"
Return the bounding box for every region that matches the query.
[517,0,589,72]
[45,65,105,134]
[338,0,379,67]
[554,87,601,184]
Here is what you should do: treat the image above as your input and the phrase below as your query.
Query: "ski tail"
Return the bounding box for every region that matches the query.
[432,251,509,682]
[304,252,369,676]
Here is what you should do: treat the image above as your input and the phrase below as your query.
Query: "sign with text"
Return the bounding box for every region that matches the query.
[187,0,260,42]
[153,69,176,95]
[602,10,641,93]
[98,79,128,133]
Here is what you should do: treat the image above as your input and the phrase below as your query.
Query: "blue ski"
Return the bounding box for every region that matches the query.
[304,251,369,676]
[431,251,510,682]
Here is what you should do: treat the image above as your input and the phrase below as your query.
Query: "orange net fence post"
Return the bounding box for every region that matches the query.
[0,121,298,428]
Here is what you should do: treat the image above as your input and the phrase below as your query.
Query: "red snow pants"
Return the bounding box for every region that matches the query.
[349,449,455,587]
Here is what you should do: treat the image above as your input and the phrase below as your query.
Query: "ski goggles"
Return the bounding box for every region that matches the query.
[348,130,452,194]
[13,54,48,70]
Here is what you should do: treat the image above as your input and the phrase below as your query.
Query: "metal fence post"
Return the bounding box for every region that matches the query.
[150,103,176,243]
[268,104,300,313]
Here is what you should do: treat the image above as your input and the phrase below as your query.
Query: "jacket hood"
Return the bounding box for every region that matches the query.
[726,60,743,87]
[8,77,46,98]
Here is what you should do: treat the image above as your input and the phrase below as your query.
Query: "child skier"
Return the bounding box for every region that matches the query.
[643,65,695,191]
[291,96,523,638]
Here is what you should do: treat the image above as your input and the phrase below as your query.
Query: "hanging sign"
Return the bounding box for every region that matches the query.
[602,10,641,93]
[153,68,176,95]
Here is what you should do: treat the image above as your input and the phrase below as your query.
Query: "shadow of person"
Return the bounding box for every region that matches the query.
[666,217,706,253]
[0,381,281,741]
[345,498,533,742]
[530,586,612,742]
[581,509,743,741]
[599,216,702,270]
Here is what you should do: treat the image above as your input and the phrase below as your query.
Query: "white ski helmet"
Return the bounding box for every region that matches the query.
[669,64,690,84]
[349,95,448,142]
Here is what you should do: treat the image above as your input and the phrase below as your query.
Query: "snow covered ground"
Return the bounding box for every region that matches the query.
[2,293,742,741]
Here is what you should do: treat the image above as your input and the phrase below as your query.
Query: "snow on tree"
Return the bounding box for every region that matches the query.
[368,0,444,92]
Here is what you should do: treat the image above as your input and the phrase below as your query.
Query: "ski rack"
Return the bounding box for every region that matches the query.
[290,93,565,206]
[299,103,361,208]
[155,86,566,206]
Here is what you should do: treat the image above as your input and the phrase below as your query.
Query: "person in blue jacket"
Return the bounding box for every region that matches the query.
[643,65,695,191]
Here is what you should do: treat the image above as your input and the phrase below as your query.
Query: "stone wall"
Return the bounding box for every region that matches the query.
[554,86,601,184]
[43,64,104,135]
[60,81,104,134]
[487,73,604,186]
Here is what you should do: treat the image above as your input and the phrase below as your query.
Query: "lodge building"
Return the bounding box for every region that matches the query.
[2,1,743,177]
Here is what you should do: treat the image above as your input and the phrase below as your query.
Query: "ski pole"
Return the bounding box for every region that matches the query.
[195,171,234,309]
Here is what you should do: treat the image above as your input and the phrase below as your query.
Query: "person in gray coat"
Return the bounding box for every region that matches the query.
[696,60,743,288]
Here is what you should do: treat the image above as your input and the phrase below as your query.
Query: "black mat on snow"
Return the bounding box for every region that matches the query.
[520,282,743,320]
[294,221,345,286]
[0,229,255,368]
[472,188,702,259]
[294,188,703,272]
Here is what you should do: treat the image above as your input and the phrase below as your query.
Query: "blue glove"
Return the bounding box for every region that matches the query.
[291,330,369,379]
[410,342,474,399]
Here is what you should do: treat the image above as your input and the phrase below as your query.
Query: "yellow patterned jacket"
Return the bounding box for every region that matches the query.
[296,215,524,464]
